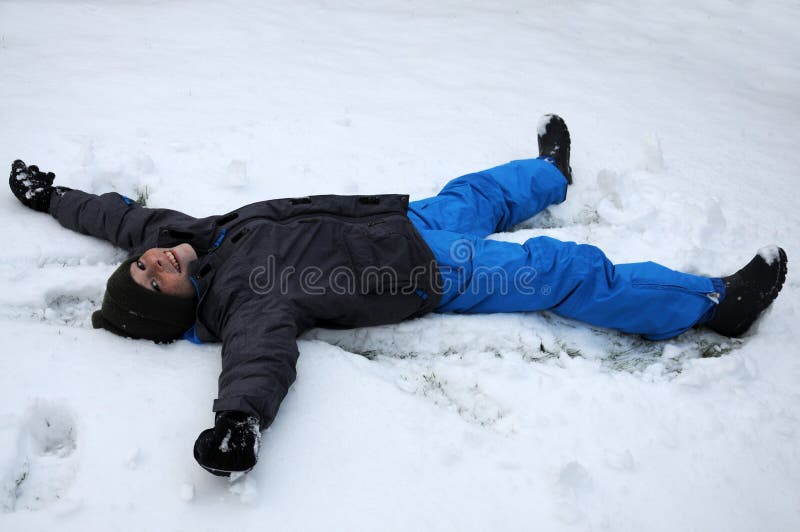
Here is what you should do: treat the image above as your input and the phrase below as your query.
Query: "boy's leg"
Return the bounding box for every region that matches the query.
[422,230,721,340]
[408,158,568,237]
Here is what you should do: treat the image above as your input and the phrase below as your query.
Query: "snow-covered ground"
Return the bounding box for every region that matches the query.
[1,0,799,530]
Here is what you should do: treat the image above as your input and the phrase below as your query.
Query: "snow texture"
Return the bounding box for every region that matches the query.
[1,1,799,531]
[758,245,781,265]
[537,114,555,137]
[218,430,232,453]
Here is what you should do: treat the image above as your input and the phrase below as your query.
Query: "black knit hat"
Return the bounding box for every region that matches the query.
[91,257,198,342]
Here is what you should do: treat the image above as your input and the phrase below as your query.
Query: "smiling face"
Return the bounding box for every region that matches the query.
[129,243,198,297]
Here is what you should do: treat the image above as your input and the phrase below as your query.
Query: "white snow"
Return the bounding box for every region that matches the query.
[758,245,781,265]
[1,1,799,531]
[219,430,232,453]
[178,482,194,502]
[537,114,555,137]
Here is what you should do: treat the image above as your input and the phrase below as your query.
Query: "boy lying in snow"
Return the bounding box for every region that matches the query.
[8,115,787,477]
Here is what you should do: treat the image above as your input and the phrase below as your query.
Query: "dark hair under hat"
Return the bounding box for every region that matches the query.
[92,257,198,342]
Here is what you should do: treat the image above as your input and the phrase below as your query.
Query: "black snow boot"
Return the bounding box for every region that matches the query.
[707,247,788,337]
[537,114,573,185]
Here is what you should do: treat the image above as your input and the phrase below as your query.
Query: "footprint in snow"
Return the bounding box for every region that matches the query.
[0,401,78,513]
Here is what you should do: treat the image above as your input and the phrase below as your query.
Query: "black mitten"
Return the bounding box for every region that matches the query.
[9,159,71,213]
[193,411,261,477]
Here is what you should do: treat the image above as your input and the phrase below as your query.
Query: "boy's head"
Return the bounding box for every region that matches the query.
[91,244,199,342]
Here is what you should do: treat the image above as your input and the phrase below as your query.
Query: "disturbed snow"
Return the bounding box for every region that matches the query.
[1,1,799,531]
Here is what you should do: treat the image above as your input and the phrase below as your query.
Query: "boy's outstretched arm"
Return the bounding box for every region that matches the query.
[9,159,197,252]
[194,297,301,476]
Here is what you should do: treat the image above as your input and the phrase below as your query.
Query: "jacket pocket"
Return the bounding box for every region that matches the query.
[343,223,420,295]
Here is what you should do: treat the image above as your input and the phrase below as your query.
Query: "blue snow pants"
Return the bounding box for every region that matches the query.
[408,158,724,340]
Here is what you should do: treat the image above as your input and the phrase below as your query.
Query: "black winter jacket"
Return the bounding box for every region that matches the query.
[50,190,441,426]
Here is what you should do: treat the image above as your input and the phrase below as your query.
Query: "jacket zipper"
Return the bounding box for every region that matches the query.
[218,211,396,239]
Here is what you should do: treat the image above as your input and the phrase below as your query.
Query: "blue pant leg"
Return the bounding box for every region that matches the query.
[408,158,568,236]
[427,232,719,340]
[547,244,720,340]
